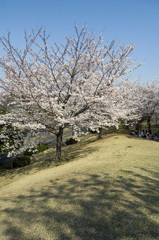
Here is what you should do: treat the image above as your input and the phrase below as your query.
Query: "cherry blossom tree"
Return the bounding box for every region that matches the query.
[134,79,159,132]
[76,81,141,137]
[0,25,141,161]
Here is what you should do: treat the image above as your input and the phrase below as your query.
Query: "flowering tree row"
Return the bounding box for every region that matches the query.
[0,25,157,162]
[134,79,159,132]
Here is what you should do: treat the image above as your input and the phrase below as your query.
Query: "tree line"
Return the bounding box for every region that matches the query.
[0,25,159,162]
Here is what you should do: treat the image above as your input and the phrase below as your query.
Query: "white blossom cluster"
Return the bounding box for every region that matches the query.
[1,25,154,160]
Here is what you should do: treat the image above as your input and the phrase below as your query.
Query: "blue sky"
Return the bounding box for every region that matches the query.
[0,0,159,82]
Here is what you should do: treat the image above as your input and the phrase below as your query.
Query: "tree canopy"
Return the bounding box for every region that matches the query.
[0,25,143,161]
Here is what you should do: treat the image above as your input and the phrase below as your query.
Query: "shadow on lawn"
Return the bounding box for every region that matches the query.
[0,133,113,183]
[0,143,99,184]
[0,168,159,240]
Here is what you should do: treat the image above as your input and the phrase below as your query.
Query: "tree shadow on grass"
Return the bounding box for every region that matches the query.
[0,133,116,186]
[0,169,159,240]
[0,144,99,188]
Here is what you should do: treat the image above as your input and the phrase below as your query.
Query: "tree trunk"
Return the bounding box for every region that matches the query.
[98,128,102,139]
[56,127,64,162]
[156,115,158,127]
[126,121,130,134]
[147,116,151,132]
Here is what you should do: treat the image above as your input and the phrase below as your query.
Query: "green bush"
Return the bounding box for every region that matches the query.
[36,142,48,153]
[65,137,78,145]
[13,155,31,168]
[24,143,48,156]
[12,143,48,168]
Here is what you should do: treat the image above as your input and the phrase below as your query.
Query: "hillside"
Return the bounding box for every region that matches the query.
[0,134,159,240]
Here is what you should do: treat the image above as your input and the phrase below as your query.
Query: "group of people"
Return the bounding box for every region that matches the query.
[130,129,159,141]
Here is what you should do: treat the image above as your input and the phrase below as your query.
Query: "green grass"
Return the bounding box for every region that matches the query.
[0,133,159,240]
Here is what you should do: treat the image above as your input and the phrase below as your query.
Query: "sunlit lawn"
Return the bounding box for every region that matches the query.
[0,133,159,240]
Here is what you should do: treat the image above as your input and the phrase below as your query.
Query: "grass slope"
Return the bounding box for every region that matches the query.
[0,134,159,240]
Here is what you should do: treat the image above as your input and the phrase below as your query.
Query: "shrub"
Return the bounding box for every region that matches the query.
[13,155,31,168]
[65,137,78,145]
[12,143,48,168]
[24,143,48,156]
[36,143,48,153]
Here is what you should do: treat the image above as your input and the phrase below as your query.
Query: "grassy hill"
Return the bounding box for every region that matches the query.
[0,133,159,240]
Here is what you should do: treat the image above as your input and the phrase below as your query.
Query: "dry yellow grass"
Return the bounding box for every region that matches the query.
[0,133,159,240]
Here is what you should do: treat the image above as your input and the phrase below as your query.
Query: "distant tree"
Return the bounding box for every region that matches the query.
[135,79,159,132]
[76,82,141,137]
[0,25,141,161]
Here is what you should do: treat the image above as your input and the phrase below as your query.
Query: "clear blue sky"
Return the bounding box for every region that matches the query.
[0,0,159,82]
